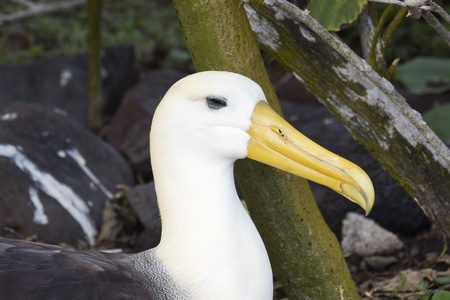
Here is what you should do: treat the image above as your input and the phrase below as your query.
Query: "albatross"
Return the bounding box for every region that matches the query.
[0,71,374,299]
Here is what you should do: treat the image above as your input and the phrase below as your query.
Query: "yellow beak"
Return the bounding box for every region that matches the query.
[247,101,375,215]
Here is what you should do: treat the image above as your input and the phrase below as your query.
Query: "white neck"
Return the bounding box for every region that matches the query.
[151,148,272,299]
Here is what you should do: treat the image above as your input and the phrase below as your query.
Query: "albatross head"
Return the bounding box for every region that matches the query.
[151,71,374,214]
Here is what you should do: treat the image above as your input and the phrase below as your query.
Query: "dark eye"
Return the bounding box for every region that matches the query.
[206,96,227,110]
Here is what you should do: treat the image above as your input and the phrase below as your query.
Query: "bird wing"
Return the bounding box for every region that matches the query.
[0,238,153,300]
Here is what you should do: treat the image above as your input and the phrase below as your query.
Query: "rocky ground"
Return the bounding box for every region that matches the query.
[349,229,448,300]
[273,228,449,300]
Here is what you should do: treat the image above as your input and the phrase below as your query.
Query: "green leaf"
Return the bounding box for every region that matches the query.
[396,57,450,95]
[423,104,450,142]
[421,292,432,300]
[307,0,367,31]
[432,290,450,300]
[435,275,450,285]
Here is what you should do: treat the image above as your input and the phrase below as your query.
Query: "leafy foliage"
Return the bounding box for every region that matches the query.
[396,57,450,95]
[432,290,450,300]
[307,0,366,31]
[396,58,450,143]
[0,0,192,71]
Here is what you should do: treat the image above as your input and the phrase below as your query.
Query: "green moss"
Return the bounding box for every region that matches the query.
[415,144,425,157]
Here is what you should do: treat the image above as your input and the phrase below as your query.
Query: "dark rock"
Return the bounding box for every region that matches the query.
[0,45,138,125]
[101,46,139,116]
[0,103,135,246]
[107,69,187,180]
[410,247,420,257]
[134,228,162,252]
[279,101,432,237]
[126,182,161,252]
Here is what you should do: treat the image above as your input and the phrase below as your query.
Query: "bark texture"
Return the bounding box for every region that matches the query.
[245,0,450,239]
[173,0,361,299]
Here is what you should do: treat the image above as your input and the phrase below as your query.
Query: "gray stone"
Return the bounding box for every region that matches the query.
[364,256,398,270]
[341,212,404,257]
[126,182,160,231]
[0,103,135,246]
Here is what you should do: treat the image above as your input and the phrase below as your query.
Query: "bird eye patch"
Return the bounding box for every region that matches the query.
[206,96,228,110]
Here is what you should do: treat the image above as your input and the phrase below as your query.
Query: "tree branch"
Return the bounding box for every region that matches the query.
[429,1,450,24]
[422,10,450,47]
[11,0,39,9]
[0,0,86,25]
[246,0,450,240]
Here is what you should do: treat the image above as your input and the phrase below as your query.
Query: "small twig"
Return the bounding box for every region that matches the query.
[429,2,450,24]
[382,7,407,46]
[367,0,450,48]
[367,0,429,8]
[422,10,450,47]
[367,0,412,7]
[368,0,450,24]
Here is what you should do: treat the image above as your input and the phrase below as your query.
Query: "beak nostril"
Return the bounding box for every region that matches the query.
[269,126,286,138]
[274,127,286,138]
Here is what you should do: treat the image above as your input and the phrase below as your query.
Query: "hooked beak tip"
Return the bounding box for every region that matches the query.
[341,167,375,215]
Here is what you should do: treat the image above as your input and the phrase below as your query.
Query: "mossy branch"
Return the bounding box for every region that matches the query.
[245,0,450,240]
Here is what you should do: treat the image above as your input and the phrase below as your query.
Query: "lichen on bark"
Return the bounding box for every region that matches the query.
[245,0,450,240]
